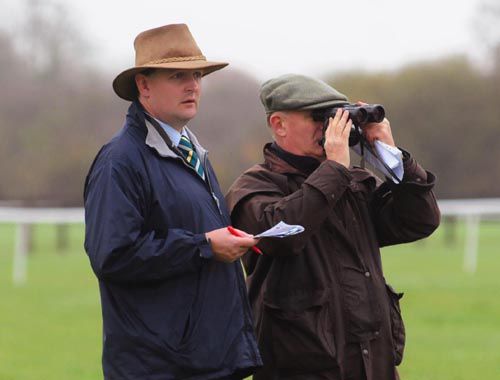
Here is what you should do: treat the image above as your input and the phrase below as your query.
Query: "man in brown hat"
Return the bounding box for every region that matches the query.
[226,74,440,380]
[84,24,262,380]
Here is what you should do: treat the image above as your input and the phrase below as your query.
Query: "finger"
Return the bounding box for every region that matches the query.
[332,107,343,122]
[339,110,350,132]
[332,110,349,140]
[236,247,250,258]
[330,109,344,137]
[342,119,352,139]
[237,237,259,247]
[232,227,254,238]
[325,117,334,140]
[362,121,387,143]
[325,113,339,142]
[362,124,374,142]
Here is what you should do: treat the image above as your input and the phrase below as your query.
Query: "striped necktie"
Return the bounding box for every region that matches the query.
[178,135,205,180]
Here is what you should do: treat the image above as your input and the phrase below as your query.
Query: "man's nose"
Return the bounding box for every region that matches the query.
[186,75,200,92]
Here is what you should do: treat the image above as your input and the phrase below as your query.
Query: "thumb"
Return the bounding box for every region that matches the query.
[232,227,255,238]
[236,236,259,247]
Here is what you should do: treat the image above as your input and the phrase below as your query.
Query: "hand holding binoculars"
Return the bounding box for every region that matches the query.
[312,104,385,147]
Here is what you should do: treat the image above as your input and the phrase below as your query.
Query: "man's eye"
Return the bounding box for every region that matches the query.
[193,71,202,79]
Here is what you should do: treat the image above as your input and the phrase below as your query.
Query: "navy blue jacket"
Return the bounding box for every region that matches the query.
[84,101,262,380]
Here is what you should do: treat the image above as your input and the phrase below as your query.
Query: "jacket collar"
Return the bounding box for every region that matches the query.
[263,143,304,176]
[127,100,208,161]
[263,141,377,187]
[268,142,321,175]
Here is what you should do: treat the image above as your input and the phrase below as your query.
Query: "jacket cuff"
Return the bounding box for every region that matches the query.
[400,149,427,183]
[392,149,436,192]
[304,160,352,206]
[194,233,214,259]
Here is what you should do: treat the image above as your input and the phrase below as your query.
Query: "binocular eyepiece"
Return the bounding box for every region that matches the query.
[312,104,385,146]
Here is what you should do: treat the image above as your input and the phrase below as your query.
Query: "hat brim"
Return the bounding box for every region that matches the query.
[266,99,349,114]
[297,99,349,111]
[112,60,228,101]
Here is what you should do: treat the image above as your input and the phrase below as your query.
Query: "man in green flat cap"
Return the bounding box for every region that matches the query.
[226,74,440,380]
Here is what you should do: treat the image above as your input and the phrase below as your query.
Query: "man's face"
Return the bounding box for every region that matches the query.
[137,69,202,129]
[272,110,325,160]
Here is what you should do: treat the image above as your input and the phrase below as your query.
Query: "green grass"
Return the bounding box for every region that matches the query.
[0,221,499,380]
[0,224,101,380]
[382,221,500,380]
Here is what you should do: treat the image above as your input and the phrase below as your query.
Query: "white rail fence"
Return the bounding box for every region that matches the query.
[437,198,500,273]
[1,199,500,285]
[0,207,84,285]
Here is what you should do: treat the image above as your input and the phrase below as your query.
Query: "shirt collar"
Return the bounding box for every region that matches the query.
[142,116,208,162]
[146,113,187,147]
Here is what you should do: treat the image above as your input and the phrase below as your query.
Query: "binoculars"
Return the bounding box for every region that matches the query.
[312,104,385,146]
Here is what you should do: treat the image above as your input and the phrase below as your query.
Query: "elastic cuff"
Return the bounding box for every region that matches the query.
[194,233,214,259]
[399,148,428,183]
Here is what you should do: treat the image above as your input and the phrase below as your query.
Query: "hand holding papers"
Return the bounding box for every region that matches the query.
[227,222,305,255]
[227,226,263,255]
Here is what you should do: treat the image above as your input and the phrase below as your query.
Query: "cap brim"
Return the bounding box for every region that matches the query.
[112,60,228,101]
[265,99,349,114]
[298,99,349,111]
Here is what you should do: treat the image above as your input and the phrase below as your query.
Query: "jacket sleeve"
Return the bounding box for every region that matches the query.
[231,160,352,256]
[370,150,441,247]
[83,154,212,284]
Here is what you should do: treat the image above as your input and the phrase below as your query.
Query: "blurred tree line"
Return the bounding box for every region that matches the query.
[0,0,499,206]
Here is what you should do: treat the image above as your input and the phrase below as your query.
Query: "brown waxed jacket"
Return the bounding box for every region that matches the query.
[226,143,440,380]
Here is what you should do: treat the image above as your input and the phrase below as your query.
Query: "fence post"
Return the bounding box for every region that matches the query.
[443,216,457,245]
[463,215,480,274]
[56,223,69,254]
[13,223,31,285]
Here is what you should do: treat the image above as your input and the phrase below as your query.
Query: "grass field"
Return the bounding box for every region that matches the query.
[0,221,499,380]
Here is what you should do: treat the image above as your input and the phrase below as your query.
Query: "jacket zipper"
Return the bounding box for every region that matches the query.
[202,154,223,216]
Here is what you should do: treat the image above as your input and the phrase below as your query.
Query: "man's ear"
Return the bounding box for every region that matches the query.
[135,73,150,98]
[269,113,287,137]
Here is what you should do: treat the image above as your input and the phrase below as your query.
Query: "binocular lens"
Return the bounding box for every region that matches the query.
[349,107,369,125]
[369,105,385,123]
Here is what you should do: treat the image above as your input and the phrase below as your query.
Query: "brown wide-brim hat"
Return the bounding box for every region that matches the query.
[113,23,228,101]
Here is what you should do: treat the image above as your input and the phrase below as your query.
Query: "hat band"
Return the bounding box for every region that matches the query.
[144,55,206,65]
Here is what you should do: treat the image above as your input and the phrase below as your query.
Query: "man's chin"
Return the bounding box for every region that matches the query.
[179,112,198,123]
[310,150,326,161]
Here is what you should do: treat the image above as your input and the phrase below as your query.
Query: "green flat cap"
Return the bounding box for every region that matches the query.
[260,74,348,114]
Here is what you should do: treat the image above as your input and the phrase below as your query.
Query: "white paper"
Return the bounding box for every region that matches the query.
[254,221,305,238]
[352,140,404,183]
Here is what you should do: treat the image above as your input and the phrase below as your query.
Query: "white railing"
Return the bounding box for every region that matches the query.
[0,207,84,224]
[0,207,84,285]
[1,199,499,285]
[437,198,500,217]
[437,198,500,274]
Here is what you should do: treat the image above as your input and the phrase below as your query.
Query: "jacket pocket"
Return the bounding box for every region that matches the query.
[386,284,406,365]
[339,266,382,339]
[263,295,337,371]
